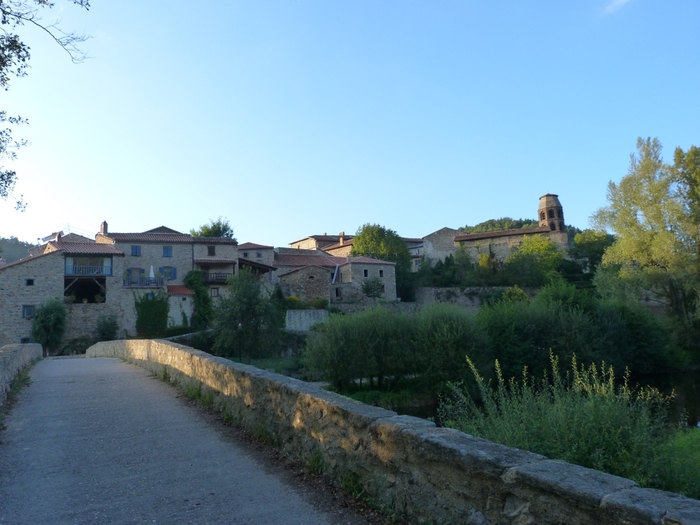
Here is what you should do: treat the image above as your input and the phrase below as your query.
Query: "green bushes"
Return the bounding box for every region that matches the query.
[134,290,169,338]
[304,285,671,391]
[31,299,67,354]
[437,355,700,498]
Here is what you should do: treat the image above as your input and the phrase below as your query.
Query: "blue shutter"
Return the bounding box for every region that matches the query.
[172,267,177,279]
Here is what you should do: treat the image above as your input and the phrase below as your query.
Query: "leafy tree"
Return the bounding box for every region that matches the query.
[31,299,67,355]
[95,315,119,341]
[183,270,214,330]
[504,234,563,287]
[351,223,414,300]
[568,229,616,272]
[361,276,384,298]
[1,0,90,209]
[190,217,235,239]
[593,138,699,325]
[134,291,169,338]
[0,235,34,262]
[213,269,282,362]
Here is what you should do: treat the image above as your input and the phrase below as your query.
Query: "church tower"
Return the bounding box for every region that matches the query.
[538,194,565,232]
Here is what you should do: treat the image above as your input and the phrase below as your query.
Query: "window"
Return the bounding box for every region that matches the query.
[207,245,216,256]
[22,305,35,319]
[131,245,141,256]
[163,246,173,257]
[20,337,30,344]
[335,287,342,298]
[379,270,384,278]
[256,251,262,258]
[210,287,219,298]
[363,269,369,277]
[25,279,34,286]
[159,266,177,280]
[243,252,249,258]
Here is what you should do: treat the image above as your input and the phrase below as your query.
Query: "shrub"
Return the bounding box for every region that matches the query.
[31,299,67,355]
[183,270,213,330]
[438,354,674,487]
[95,315,119,341]
[134,290,169,338]
[362,277,384,298]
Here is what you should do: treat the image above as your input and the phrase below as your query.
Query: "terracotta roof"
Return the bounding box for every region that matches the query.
[238,242,273,250]
[274,253,394,268]
[238,258,277,272]
[289,234,353,246]
[454,226,551,242]
[167,285,194,296]
[194,258,237,265]
[144,226,183,234]
[104,233,237,244]
[322,238,355,251]
[0,250,59,271]
[46,241,124,256]
[277,265,331,279]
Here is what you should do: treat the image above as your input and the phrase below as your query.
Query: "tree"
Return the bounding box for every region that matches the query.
[504,234,564,287]
[212,269,282,362]
[0,0,90,209]
[568,229,616,272]
[190,217,235,239]
[361,276,384,298]
[183,270,213,330]
[31,298,66,355]
[460,217,538,233]
[134,290,169,338]
[351,223,414,300]
[593,138,700,355]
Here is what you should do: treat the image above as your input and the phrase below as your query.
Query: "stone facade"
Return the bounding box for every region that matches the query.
[421,227,459,265]
[278,265,332,302]
[0,343,42,405]
[88,340,700,525]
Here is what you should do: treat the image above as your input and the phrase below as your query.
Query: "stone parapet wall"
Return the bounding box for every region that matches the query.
[0,343,42,406]
[86,340,700,525]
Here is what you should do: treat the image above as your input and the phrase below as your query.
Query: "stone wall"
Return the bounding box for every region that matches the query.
[0,343,42,406]
[87,340,700,525]
[285,309,329,332]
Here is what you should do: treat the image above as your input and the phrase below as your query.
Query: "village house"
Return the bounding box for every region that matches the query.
[0,222,239,348]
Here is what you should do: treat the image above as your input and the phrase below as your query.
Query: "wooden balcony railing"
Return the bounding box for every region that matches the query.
[122,277,164,288]
[65,265,112,276]
[203,272,232,284]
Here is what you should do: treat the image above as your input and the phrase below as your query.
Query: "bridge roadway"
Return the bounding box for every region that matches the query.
[0,357,371,525]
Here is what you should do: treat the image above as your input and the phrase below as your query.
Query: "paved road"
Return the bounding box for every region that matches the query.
[0,358,366,525]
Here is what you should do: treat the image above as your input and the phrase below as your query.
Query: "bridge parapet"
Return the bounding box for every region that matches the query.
[86,340,700,525]
[0,343,42,406]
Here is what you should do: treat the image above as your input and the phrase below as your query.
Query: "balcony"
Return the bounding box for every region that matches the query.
[123,277,164,288]
[203,272,232,284]
[65,265,112,276]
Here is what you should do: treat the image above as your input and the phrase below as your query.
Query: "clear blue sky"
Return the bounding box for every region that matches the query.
[1,0,698,246]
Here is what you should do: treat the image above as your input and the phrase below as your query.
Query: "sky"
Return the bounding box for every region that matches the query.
[0,0,698,247]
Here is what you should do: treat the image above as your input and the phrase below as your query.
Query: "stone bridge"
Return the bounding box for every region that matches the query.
[1,342,699,524]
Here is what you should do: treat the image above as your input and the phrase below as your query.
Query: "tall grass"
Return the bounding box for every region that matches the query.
[437,353,700,498]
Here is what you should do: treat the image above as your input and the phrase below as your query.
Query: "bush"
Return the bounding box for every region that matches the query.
[134,290,169,338]
[31,299,67,355]
[438,354,676,489]
[95,315,119,341]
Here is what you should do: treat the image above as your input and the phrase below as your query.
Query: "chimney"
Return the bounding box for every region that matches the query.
[100,221,108,235]
[339,231,345,246]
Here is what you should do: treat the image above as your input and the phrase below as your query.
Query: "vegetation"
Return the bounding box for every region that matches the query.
[437,354,700,499]
[0,236,35,262]
[351,223,414,301]
[594,138,700,356]
[212,269,284,362]
[460,217,538,233]
[1,0,90,210]
[134,291,169,338]
[361,276,384,298]
[183,270,214,330]
[30,299,67,355]
[190,217,235,239]
[95,315,119,341]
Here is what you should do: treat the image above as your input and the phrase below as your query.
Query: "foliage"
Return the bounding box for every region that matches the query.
[460,217,538,233]
[351,223,414,301]
[190,216,235,239]
[568,229,615,272]
[284,295,329,310]
[504,235,564,287]
[183,270,214,330]
[593,138,700,331]
[0,0,90,210]
[212,269,283,362]
[134,291,169,338]
[95,315,119,341]
[501,285,529,303]
[437,354,687,492]
[31,298,66,353]
[361,276,384,298]
[0,235,35,262]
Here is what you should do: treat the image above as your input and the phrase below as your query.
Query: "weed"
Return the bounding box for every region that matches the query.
[184,383,202,401]
[252,424,279,447]
[307,449,325,475]
[159,366,170,383]
[200,389,214,408]
[340,471,363,498]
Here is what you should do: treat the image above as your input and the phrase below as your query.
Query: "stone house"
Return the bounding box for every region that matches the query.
[319,234,423,272]
[273,249,397,302]
[0,222,239,348]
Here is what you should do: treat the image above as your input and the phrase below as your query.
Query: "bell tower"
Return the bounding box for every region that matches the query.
[538,194,565,232]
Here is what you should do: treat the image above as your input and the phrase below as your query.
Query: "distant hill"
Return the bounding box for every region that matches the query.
[459,217,539,233]
[0,237,37,263]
